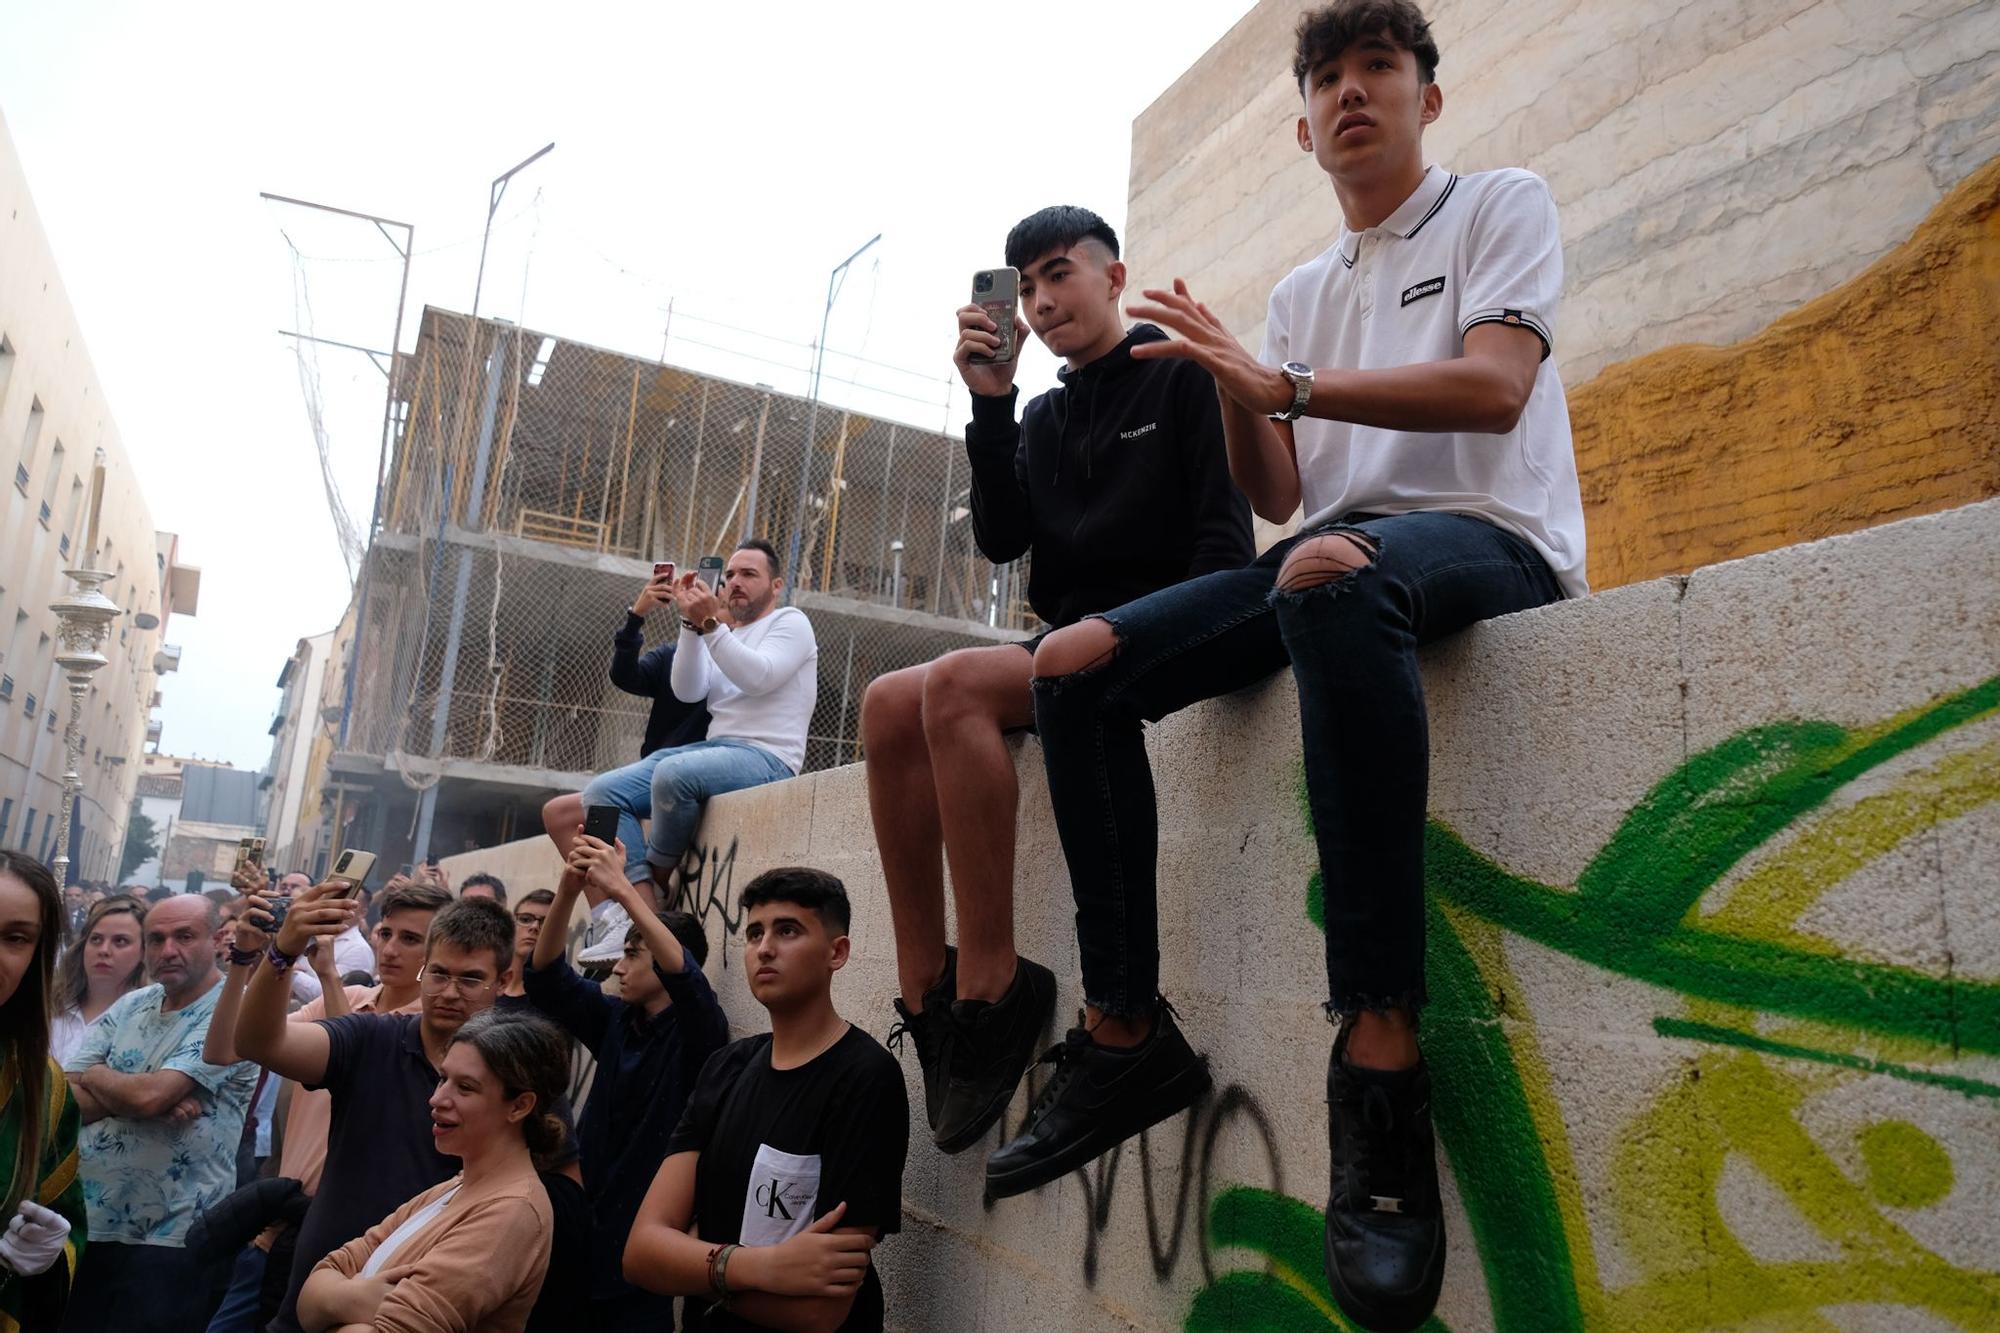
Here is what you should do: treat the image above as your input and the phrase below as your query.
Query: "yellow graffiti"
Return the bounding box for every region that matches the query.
[1705,738,2000,953]
[1608,1003,2000,1330]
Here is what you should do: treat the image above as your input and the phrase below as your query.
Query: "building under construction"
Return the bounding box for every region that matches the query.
[316,306,1031,870]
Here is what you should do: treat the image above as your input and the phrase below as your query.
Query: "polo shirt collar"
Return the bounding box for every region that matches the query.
[1337,164,1456,266]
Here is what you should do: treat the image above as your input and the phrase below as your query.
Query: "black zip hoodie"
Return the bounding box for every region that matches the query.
[963,323,1254,629]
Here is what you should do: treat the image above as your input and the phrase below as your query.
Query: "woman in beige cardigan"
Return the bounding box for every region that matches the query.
[298,1011,570,1333]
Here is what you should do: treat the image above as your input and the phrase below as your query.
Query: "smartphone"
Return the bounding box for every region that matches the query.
[697,554,725,589]
[233,837,254,875]
[248,837,265,868]
[327,848,377,897]
[582,804,621,846]
[968,267,1020,365]
[652,561,675,580]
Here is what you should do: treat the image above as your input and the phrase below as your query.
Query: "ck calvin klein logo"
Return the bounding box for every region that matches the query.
[1119,421,1158,440]
[1401,276,1446,307]
[756,1177,809,1221]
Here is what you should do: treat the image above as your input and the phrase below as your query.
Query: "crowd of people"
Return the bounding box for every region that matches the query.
[5,6,1585,1330]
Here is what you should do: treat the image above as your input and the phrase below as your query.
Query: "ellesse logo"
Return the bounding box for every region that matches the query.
[1401,276,1445,307]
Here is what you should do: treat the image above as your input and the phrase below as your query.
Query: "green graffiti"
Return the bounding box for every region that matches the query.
[1194,675,2000,1331]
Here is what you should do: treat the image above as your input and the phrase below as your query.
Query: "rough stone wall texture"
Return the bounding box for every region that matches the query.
[449,498,2000,1332]
[1125,0,2000,582]
[1569,153,2000,590]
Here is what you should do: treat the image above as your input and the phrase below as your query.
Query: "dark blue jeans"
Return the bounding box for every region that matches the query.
[1032,511,1562,1019]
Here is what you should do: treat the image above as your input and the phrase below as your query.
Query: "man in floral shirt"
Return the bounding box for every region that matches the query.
[62,893,258,1332]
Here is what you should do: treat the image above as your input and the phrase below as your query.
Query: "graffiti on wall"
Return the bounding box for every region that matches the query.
[1190,676,2000,1330]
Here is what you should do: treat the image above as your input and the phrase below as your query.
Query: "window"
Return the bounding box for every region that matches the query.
[0,798,11,846]
[22,692,34,717]
[0,676,10,702]
[36,501,50,528]
[0,335,13,410]
[15,399,41,492]
[37,812,53,863]
[64,475,83,538]
[58,533,69,558]
[46,709,56,733]
[40,440,61,505]
[20,809,33,854]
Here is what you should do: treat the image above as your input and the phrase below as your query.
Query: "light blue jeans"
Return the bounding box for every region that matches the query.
[581,738,795,882]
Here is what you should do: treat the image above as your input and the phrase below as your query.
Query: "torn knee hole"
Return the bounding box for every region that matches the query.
[1276,531,1378,594]
[1032,619,1122,681]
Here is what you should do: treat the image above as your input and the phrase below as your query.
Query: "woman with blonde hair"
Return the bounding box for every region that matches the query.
[50,894,147,1067]
[0,850,89,1329]
[298,1010,566,1333]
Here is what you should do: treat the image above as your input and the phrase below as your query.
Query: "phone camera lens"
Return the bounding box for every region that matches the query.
[975,273,992,293]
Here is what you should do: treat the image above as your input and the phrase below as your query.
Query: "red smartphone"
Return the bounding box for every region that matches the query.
[652,561,675,580]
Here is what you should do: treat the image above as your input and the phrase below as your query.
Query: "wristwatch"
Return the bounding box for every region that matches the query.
[694,616,720,636]
[1270,361,1314,421]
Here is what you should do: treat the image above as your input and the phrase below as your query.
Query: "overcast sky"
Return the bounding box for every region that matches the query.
[0,0,1258,770]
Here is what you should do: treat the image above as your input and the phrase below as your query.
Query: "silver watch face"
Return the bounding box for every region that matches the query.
[1282,361,1313,377]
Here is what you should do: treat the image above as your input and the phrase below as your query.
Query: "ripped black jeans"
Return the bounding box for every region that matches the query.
[1032,511,1562,1020]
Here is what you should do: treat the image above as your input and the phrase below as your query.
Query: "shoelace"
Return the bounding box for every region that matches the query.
[1023,1028,1093,1121]
[1339,1081,1419,1211]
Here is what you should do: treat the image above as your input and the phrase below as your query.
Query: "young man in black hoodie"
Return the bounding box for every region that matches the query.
[859,205,1252,1160]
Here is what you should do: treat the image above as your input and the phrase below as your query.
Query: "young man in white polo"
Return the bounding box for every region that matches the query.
[989,4,1585,1330]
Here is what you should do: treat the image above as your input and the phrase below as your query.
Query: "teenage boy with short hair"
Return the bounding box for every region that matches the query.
[862,205,1253,1155]
[991,5,1585,1329]
[235,890,520,1332]
[524,837,730,1330]
[625,867,907,1333]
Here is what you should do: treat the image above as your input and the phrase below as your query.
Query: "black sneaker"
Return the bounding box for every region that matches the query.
[886,947,956,1133]
[984,999,1209,1200]
[934,954,1057,1154]
[1323,1025,1446,1333]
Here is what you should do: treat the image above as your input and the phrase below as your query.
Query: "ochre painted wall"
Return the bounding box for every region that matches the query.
[1570,155,2000,591]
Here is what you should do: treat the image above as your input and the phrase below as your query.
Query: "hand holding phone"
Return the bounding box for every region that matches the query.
[635,563,676,616]
[956,267,1021,397]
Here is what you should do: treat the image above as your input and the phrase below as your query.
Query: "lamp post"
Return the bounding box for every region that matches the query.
[48,454,120,887]
[785,233,881,595]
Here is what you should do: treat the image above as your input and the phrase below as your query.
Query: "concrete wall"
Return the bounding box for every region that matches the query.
[447,498,2000,1331]
[1124,0,2000,586]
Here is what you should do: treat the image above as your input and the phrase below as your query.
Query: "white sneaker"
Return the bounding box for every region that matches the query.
[576,901,633,965]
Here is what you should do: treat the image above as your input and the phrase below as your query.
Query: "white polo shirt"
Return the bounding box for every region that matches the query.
[1261,165,1588,597]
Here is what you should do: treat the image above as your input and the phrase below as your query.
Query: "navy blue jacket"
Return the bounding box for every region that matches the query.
[611,613,711,758]
[523,952,730,1302]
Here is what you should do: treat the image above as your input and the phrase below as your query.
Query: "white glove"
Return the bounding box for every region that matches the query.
[0,1200,70,1276]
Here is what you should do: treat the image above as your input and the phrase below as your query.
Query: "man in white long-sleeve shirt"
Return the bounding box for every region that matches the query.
[562,539,817,946]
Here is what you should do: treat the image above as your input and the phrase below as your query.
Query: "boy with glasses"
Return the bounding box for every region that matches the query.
[233,890,519,1332]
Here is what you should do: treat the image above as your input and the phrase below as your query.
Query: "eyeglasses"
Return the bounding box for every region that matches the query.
[420,965,496,995]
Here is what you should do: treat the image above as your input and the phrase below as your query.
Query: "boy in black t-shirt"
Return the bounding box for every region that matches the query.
[627,868,908,1332]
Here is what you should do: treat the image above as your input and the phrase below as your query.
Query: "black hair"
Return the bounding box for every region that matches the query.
[0,851,63,1216]
[459,872,508,906]
[426,896,517,976]
[1293,1,1440,87]
[1004,206,1120,271]
[445,1010,573,1169]
[341,969,376,987]
[734,537,782,579]
[625,909,709,969]
[739,867,850,937]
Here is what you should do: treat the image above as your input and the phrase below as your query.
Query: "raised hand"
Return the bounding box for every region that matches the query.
[952,303,1021,398]
[1126,279,1292,417]
[274,881,362,959]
